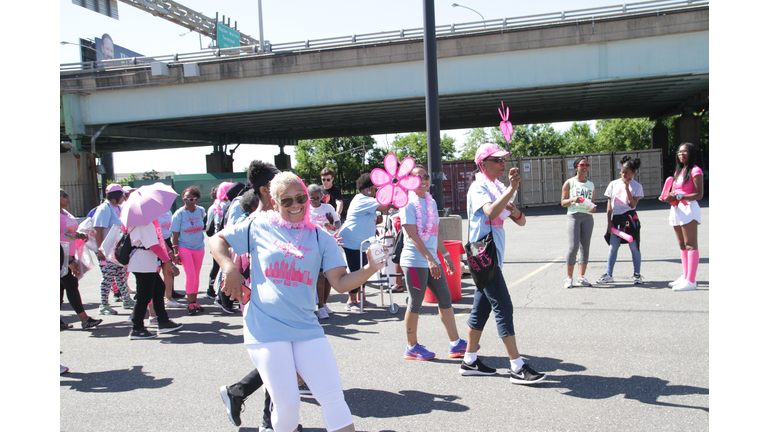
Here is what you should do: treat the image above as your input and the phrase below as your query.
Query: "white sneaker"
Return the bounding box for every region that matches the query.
[596,273,614,284]
[323,304,333,314]
[165,299,184,308]
[668,275,685,288]
[564,277,573,289]
[576,276,591,287]
[315,308,330,320]
[672,280,697,291]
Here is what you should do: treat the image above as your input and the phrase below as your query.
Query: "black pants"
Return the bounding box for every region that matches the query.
[229,368,272,426]
[60,269,85,315]
[209,258,220,288]
[132,272,169,330]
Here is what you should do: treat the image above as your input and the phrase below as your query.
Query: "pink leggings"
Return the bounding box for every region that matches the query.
[177,246,205,295]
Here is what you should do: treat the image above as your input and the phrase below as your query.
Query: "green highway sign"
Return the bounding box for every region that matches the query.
[216,24,240,49]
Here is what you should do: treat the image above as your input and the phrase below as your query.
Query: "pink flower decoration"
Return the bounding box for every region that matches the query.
[498,101,514,143]
[371,153,421,208]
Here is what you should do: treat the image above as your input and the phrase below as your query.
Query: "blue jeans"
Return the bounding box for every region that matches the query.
[606,233,641,275]
[466,269,515,338]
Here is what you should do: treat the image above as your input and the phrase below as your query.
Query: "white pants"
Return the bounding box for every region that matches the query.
[246,337,353,432]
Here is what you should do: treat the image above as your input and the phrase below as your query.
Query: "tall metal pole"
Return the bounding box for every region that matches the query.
[423,0,444,211]
[257,0,265,53]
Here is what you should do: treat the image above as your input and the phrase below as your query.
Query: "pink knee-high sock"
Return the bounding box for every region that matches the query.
[680,250,688,279]
[686,250,699,283]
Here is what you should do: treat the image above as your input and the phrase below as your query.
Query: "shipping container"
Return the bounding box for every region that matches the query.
[518,155,564,207]
[565,153,612,203]
[612,149,664,198]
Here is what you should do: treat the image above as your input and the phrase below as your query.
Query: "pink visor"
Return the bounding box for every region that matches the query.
[474,143,510,166]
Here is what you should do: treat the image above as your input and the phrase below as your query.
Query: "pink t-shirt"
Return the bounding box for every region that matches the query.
[673,166,703,196]
[60,210,79,257]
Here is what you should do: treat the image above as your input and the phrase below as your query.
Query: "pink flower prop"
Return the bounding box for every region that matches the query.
[371,153,421,208]
[498,101,514,143]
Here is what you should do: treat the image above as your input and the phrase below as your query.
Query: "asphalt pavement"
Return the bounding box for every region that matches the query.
[59,198,708,432]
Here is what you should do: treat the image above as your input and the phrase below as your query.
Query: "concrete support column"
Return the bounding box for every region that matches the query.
[60,152,100,217]
[274,145,292,170]
[206,145,233,173]
[674,111,701,149]
[651,121,672,177]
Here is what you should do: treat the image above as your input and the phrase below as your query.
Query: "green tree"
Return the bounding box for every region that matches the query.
[594,118,654,152]
[118,173,139,186]
[388,132,457,164]
[294,136,376,193]
[561,122,596,155]
[142,169,159,180]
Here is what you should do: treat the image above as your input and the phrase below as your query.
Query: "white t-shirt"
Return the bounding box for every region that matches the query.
[309,203,340,234]
[127,223,161,273]
[604,179,644,216]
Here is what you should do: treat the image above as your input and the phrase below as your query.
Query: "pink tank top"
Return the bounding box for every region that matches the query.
[673,166,703,196]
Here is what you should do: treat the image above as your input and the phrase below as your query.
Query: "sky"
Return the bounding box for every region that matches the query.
[57,0,618,175]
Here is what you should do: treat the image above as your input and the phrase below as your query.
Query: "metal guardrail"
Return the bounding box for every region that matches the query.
[60,0,708,73]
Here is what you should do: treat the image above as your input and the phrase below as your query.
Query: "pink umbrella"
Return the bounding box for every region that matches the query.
[120,182,178,228]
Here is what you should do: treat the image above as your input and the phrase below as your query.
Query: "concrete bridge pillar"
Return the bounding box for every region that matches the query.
[652,121,672,177]
[274,145,292,170]
[206,146,234,173]
[674,110,701,149]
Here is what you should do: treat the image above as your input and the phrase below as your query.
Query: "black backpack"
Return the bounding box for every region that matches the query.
[205,211,217,237]
[115,229,135,266]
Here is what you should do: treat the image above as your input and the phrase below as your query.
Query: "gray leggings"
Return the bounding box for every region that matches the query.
[566,212,594,266]
[403,266,452,313]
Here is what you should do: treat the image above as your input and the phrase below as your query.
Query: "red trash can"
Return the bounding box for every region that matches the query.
[424,240,464,303]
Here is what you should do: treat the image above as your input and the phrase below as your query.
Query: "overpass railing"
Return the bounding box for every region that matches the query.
[60,0,708,73]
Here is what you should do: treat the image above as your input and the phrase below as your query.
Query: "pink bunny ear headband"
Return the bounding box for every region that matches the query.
[498,101,514,143]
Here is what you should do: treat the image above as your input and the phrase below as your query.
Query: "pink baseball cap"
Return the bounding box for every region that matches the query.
[105,183,127,194]
[474,143,510,166]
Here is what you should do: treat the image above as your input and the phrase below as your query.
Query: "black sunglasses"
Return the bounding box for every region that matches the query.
[485,157,505,164]
[416,173,430,180]
[280,194,308,207]
[60,193,69,198]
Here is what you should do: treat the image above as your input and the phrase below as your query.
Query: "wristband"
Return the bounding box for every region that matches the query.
[512,211,524,221]
[442,251,450,258]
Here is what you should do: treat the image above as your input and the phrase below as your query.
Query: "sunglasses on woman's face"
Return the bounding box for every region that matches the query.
[183,197,198,202]
[485,157,505,164]
[60,193,69,198]
[280,194,308,207]
[309,195,322,202]
[415,173,430,181]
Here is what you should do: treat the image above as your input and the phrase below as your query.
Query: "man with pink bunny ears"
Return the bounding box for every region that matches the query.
[462,143,546,385]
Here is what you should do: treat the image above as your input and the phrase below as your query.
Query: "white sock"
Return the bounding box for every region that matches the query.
[450,339,461,347]
[464,352,478,364]
[511,357,525,373]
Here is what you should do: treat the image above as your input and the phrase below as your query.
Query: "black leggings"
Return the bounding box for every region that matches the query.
[132,272,169,330]
[60,269,85,315]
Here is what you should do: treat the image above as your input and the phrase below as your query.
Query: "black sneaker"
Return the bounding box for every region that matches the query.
[81,317,103,330]
[219,385,244,427]
[113,293,122,302]
[188,304,198,315]
[207,287,217,299]
[171,290,185,299]
[61,320,73,331]
[460,358,497,376]
[509,364,546,385]
[214,298,237,314]
[129,328,157,340]
[157,320,183,334]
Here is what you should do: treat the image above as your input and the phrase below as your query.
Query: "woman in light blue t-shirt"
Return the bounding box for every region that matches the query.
[211,172,386,432]
[337,172,391,312]
[399,165,465,362]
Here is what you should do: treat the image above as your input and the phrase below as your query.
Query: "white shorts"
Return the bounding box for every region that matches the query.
[668,200,701,226]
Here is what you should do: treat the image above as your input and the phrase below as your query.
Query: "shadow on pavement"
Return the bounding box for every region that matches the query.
[301,388,469,418]
[521,355,709,412]
[60,365,173,393]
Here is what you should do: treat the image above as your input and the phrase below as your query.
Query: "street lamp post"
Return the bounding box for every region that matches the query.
[451,3,486,27]
[60,41,105,60]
